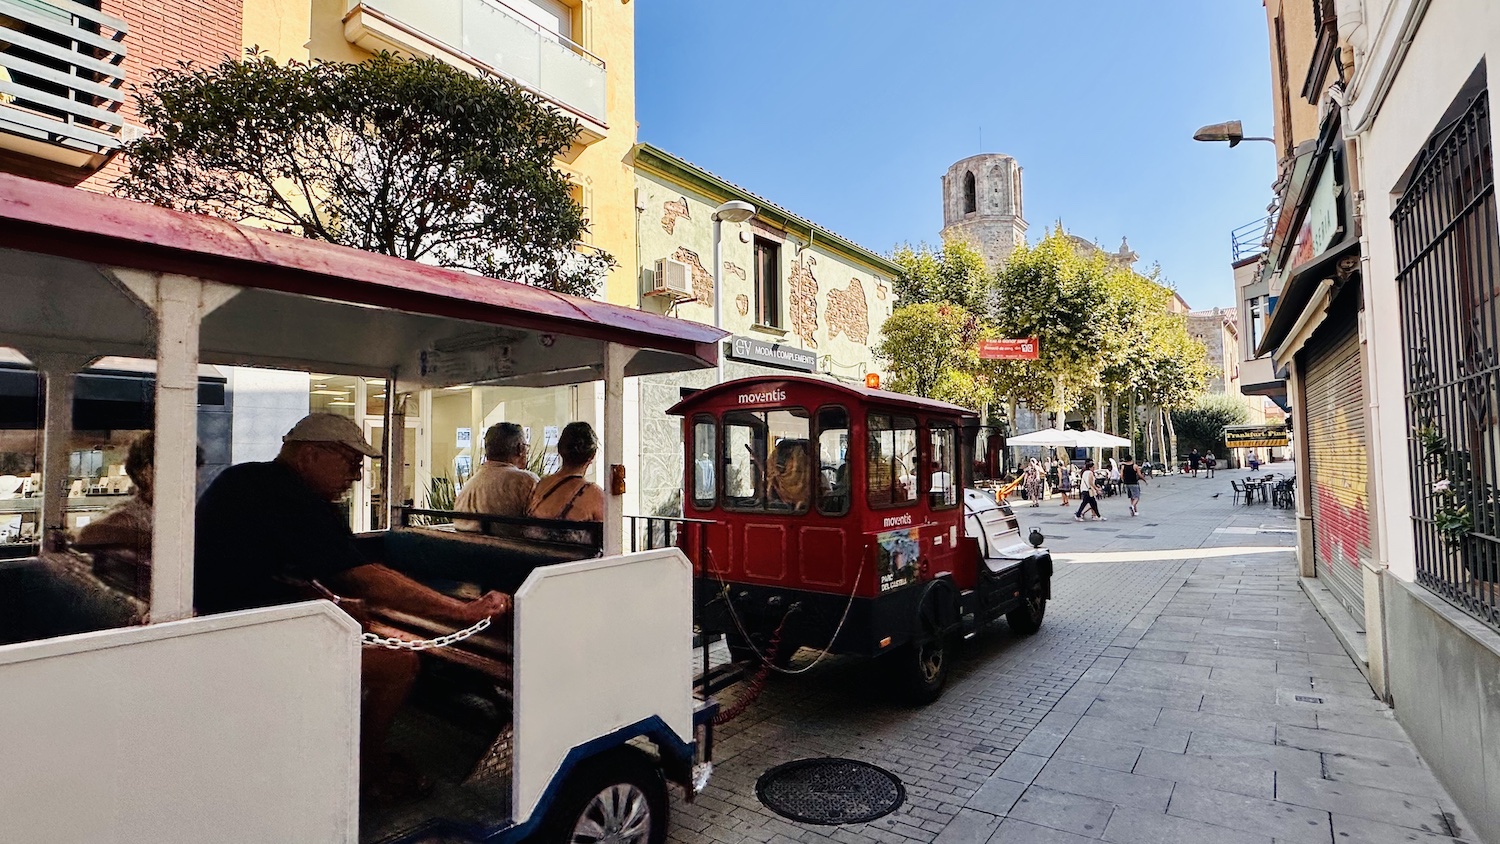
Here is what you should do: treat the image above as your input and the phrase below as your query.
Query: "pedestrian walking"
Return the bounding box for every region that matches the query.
[1189,448,1201,477]
[1074,459,1104,521]
[1204,451,1217,478]
[1056,460,1074,506]
[1023,458,1045,507]
[1121,454,1148,517]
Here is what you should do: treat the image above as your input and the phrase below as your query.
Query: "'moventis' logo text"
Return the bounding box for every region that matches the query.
[882,514,913,528]
[738,389,787,404]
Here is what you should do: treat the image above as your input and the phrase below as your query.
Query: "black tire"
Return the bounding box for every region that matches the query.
[1007,595,1046,635]
[542,746,668,844]
[888,585,954,705]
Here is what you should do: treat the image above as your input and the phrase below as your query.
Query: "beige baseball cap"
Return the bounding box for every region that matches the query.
[283,413,382,457]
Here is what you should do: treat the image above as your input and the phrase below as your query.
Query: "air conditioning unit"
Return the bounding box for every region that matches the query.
[651,258,693,298]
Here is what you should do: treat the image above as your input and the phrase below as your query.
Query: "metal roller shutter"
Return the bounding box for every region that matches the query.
[1304,325,1370,621]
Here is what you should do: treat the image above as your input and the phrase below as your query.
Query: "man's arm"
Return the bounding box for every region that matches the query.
[328,563,508,626]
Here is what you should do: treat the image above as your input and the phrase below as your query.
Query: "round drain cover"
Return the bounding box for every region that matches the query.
[755,757,905,825]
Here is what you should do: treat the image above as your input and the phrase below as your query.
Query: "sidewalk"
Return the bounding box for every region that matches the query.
[949,466,1479,844]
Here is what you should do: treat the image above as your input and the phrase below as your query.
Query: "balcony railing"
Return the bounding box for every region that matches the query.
[1231,214,1274,262]
[0,0,127,164]
[346,0,606,126]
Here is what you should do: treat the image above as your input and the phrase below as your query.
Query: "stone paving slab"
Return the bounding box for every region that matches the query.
[666,467,1483,844]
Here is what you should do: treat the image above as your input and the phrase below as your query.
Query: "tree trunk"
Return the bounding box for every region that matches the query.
[1094,387,1104,467]
[1165,408,1179,470]
[1053,376,1065,430]
[1128,390,1138,461]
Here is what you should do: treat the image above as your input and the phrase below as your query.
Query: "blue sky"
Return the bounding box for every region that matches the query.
[636,1,1276,310]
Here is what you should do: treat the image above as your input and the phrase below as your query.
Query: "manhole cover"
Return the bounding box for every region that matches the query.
[756,758,905,825]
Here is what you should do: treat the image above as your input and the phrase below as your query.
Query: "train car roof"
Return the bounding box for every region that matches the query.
[667,375,979,418]
[0,173,723,385]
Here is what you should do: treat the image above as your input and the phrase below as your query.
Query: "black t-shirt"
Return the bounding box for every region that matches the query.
[1122,463,1141,485]
[194,461,367,614]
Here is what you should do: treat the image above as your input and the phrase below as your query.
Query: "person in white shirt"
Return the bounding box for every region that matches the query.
[454,422,537,531]
[1073,459,1105,522]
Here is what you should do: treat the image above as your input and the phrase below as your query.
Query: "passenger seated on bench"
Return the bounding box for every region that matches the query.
[193,413,509,799]
[766,439,811,511]
[528,421,605,523]
[454,422,537,532]
[73,433,205,600]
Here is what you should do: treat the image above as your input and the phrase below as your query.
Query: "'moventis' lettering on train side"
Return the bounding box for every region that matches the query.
[882,514,913,528]
[737,389,787,404]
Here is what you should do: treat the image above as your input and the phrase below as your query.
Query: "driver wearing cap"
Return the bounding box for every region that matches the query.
[194,412,508,794]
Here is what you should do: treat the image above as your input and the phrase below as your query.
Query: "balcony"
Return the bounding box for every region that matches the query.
[1231,214,1274,263]
[344,0,607,139]
[0,0,127,168]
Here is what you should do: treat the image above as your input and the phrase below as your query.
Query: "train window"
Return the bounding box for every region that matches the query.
[929,423,958,509]
[867,413,918,508]
[815,405,850,516]
[722,408,811,512]
[691,416,716,509]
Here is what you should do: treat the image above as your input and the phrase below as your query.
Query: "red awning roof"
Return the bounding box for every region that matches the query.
[0,173,723,361]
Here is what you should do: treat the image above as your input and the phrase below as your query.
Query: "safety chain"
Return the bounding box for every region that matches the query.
[360,616,492,651]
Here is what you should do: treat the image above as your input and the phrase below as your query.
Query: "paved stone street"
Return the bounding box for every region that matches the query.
[671,464,1482,844]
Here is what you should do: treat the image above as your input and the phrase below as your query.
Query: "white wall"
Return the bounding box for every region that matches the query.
[228,366,311,464]
[1353,0,1498,582]
[0,603,361,843]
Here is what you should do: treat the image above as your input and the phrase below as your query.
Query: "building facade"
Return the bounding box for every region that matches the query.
[631,143,902,517]
[1238,2,1500,838]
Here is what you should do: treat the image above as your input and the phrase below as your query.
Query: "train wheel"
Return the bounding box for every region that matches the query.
[545,746,667,844]
[889,585,953,705]
[1006,595,1046,635]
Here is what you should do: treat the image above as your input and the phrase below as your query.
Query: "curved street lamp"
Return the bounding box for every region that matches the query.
[1192,120,1275,148]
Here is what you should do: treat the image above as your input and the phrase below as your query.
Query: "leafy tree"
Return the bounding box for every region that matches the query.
[890,240,991,313]
[116,51,611,296]
[991,228,1115,418]
[874,303,994,409]
[1170,393,1251,454]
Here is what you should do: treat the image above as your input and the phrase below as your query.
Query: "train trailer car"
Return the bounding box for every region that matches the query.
[669,377,1053,703]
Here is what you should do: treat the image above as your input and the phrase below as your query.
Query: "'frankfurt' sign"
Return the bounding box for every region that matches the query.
[726,335,817,372]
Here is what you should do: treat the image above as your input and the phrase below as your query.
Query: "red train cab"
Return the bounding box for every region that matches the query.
[669,376,1053,703]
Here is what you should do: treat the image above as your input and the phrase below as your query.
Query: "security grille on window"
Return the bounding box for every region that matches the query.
[753,237,781,328]
[1394,81,1500,631]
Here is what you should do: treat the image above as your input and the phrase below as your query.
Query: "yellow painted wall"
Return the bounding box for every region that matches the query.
[240,0,636,299]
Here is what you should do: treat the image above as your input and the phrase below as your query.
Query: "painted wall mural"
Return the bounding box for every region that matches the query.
[789,257,820,349]
[825,278,870,345]
[661,196,690,234]
[671,246,713,303]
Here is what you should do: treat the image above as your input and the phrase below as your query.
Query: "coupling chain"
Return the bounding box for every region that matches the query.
[360,616,492,651]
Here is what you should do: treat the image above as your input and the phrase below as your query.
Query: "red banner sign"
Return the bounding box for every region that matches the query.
[978,338,1039,360]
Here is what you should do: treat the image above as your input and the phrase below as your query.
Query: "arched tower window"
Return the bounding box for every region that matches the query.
[962,171,976,214]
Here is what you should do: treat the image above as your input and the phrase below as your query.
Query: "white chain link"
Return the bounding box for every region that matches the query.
[360,616,493,651]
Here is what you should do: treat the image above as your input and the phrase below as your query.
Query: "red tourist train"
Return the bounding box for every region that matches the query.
[669,375,1053,702]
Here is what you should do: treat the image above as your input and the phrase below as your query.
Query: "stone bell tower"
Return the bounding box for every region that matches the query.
[940,153,1028,270]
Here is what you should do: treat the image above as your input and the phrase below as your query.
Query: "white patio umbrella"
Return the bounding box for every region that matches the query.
[1005,428,1086,447]
[1074,430,1132,448]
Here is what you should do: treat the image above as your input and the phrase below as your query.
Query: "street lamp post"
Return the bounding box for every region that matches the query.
[1192,120,1276,147]
[711,200,756,378]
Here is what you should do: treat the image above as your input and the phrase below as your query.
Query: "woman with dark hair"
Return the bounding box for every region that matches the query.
[528,421,605,522]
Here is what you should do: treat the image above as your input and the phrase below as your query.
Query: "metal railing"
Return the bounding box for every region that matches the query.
[1231,214,1274,262]
[625,513,713,557]
[1394,88,1500,632]
[0,0,127,157]
[349,0,606,124]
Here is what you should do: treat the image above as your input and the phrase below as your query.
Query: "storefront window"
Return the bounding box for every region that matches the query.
[867,413,918,508]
